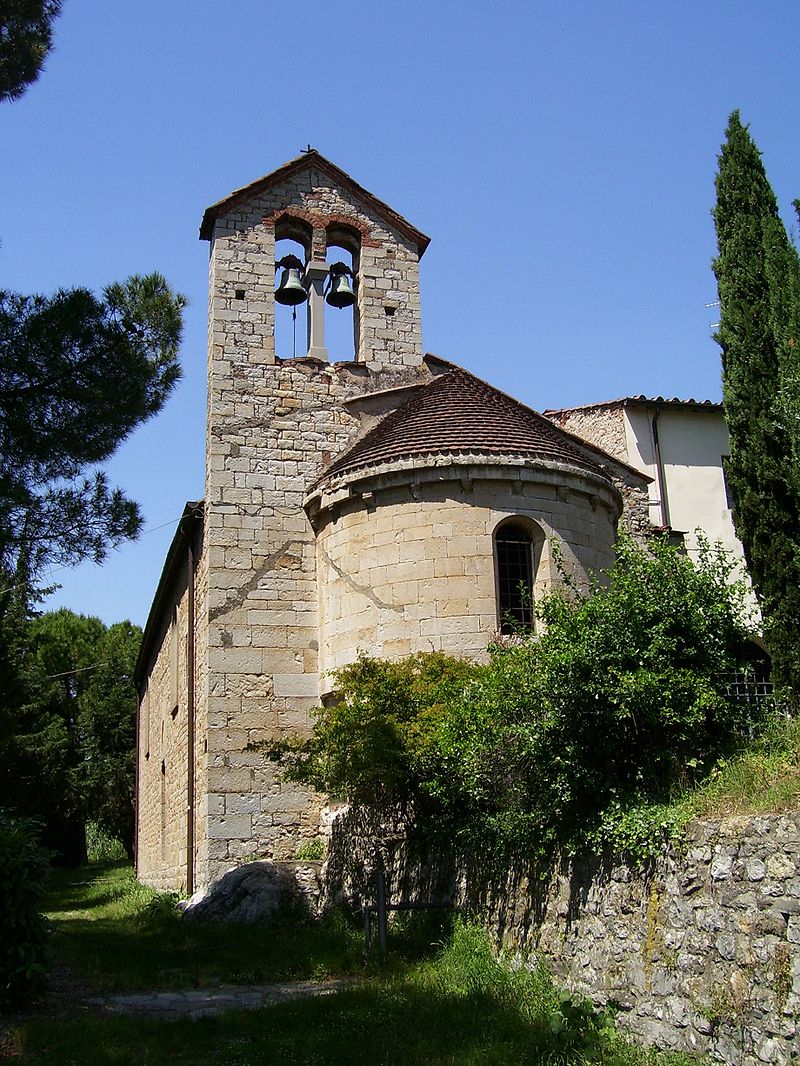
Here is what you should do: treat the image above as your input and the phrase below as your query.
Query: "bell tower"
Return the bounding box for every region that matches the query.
[193,153,430,885]
[200,150,429,370]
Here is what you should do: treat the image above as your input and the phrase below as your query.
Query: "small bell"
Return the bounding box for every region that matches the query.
[325,262,356,308]
[275,255,308,306]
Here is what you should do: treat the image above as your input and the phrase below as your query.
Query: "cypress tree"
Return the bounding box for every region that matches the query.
[712,111,800,692]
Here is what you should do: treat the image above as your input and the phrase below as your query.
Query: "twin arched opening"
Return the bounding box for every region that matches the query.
[273,216,361,361]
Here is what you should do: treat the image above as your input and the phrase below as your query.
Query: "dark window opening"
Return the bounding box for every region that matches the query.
[496,523,534,632]
[722,455,734,511]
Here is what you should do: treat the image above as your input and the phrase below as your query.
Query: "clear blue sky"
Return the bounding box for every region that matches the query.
[2,0,798,627]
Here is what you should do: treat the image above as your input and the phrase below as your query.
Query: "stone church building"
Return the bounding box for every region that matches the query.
[134,152,651,893]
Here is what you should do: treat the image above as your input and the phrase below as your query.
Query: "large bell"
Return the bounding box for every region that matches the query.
[325,262,356,308]
[275,255,308,306]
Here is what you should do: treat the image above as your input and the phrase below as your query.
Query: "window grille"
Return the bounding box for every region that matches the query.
[495,523,534,632]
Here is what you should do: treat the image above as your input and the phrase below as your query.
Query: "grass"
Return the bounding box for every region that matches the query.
[5,864,705,1065]
[41,861,368,993]
[683,711,800,819]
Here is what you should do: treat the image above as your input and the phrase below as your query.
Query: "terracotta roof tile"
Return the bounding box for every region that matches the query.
[322,369,603,481]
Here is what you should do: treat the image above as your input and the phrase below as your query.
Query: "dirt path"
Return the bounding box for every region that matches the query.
[83,977,359,1019]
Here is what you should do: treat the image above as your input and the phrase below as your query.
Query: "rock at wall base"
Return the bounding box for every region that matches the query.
[179,859,322,924]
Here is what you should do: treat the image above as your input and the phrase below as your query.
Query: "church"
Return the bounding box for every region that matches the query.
[133,151,652,893]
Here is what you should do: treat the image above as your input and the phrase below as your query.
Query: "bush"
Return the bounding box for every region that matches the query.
[0,810,50,1007]
[269,536,759,862]
[85,821,127,864]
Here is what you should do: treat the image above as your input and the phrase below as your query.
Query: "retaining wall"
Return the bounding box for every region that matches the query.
[322,806,800,1065]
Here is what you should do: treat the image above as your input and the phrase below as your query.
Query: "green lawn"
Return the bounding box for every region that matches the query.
[5,863,705,1065]
[41,861,368,993]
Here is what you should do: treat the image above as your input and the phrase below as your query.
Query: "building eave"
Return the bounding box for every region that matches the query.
[134,501,204,691]
[199,150,431,256]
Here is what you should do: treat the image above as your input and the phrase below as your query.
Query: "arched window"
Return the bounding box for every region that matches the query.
[494,522,535,633]
[274,236,309,359]
[324,243,356,360]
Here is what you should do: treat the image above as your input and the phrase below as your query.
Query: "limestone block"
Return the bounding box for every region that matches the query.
[272,673,319,698]
[207,814,252,840]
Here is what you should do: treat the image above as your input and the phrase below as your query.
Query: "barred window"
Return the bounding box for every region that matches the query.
[495,522,534,633]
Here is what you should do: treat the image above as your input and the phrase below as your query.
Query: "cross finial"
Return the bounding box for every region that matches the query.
[301,144,316,154]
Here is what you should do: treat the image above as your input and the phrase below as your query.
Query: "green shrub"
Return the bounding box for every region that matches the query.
[0,810,50,1007]
[269,536,759,862]
[295,838,325,861]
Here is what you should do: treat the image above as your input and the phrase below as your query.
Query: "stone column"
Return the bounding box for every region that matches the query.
[304,260,329,361]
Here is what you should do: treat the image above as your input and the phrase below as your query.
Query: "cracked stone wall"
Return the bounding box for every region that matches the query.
[313,460,620,678]
[200,166,429,886]
[324,807,800,1066]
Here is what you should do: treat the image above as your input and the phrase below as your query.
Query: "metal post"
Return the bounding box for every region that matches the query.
[375,869,388,953]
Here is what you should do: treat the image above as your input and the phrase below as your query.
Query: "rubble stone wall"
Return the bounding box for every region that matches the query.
[323,807,800,1066]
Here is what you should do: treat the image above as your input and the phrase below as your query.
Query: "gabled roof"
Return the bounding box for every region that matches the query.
[199,150,430,255]
[545,395,721,416]
[319,367,606,483]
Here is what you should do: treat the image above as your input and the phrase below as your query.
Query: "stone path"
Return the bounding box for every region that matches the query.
[85,978,358,1020]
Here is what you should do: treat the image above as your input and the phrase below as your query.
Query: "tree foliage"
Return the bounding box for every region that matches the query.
[0,275,185,576]
[0,811,50,1007]
[0,0,62,103]
[0,608,141,862]
[712,111,800,692]
[268,536,756,861]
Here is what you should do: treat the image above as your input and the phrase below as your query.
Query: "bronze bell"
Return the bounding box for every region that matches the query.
[325,262,356,308]
[275,255,308,306]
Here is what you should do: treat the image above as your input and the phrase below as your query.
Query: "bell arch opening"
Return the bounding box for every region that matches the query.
[325,223,360,361]
[274,216,312,359]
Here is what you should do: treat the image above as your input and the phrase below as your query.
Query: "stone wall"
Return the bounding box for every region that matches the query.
[202,162,430,884]
[546,404,629,464]
[323,807,800,1065]
[545,405,652,541]
[136,564,192,891]
[310,457,621,678]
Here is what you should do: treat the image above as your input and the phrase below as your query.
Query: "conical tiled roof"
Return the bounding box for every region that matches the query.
[321,368,604,482]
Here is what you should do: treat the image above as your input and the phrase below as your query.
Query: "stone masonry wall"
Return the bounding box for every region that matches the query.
[323,807,800,1066]
[313,458,620,679]
[201,166,428,886]
[547,405,629,464]
[137,527,207,893]
[136,575,191,891]
[545,406,652,541]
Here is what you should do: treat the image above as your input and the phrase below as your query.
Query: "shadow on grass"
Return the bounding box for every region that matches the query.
[42,861,134,915]
[16,980,699,1066]
[50,910,373,992]
[43,862,454,995]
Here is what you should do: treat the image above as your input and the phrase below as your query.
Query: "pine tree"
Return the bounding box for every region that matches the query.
[712,111,800,692]
[0,274,185,578]
[0,0,62,103]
